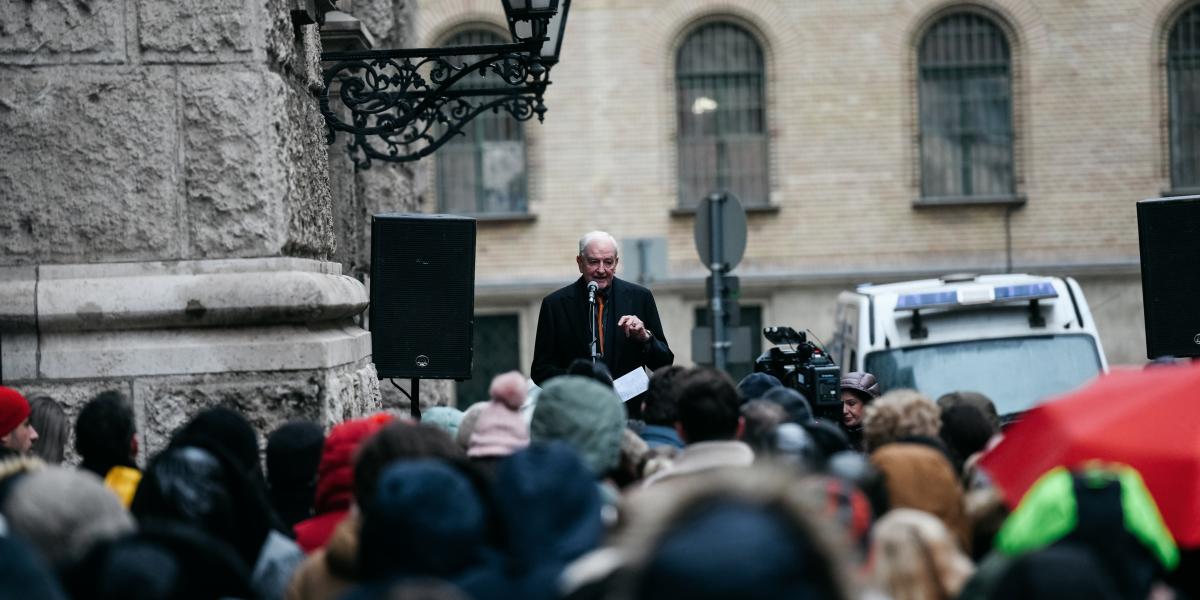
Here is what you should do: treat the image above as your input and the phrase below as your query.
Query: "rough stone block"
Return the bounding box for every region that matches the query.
[330,145,367,273]
[137,0,255,59]
[281,77,334,259]
[0,0,125,64]
[379,377,453,411]
[321,361,383,426]
[0,67,182,264]
[136,372,324,459]
[264,0,300,75]
[183,67,334,260]
[182,69,289,258]
[135,359,380,458]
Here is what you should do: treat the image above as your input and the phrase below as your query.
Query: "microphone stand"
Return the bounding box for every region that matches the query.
[589,284,601,364]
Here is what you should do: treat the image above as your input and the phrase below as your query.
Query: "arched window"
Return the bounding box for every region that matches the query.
[436,29,528,215]
[675,22,768,208]
[918,13,1015,200]
[1169,5,1200,190]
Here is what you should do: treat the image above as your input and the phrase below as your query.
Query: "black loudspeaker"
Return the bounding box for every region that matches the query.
[1137,195,1200,358]
[370,214,476,379]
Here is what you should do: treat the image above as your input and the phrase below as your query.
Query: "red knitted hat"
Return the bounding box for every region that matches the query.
[313,412,395,513]
[0,387,31,439]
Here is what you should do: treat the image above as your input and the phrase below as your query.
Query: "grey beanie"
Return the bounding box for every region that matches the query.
[4,466,135,567]
[530,376,625,476]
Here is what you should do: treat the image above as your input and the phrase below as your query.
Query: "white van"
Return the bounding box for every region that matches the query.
[828,274,1107,418]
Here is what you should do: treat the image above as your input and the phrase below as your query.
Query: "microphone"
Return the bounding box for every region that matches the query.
[587,280,598,303]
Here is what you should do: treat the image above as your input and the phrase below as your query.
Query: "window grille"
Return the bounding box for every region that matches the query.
[918,13,1015,200]
[1169,5,1200,190]
[437,30,528,215]
[676,23,768,208]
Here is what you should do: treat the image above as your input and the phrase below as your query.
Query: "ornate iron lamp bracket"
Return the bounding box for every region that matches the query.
[320,41,551,169]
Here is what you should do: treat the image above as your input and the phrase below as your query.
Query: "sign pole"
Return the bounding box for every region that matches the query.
[709,193,729,371]
[693,191,747,374]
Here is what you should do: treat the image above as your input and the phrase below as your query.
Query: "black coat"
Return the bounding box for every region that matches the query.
[531,277,674,385]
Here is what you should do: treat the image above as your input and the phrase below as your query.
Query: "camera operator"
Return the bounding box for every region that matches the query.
[839,371,881,451]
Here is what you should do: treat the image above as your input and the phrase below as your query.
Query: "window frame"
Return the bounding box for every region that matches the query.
[673,20,772,211]
[434,27,531,218]
[912,8,1025,208]
[1167,2,1200,194]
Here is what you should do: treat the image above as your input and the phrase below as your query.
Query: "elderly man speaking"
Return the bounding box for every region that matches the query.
[531,231,674,386]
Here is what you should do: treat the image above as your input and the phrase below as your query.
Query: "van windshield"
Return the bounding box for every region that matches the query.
[864,335,1103,416]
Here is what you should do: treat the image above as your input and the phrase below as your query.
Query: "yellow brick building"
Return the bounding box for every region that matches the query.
[411,0,1194,405]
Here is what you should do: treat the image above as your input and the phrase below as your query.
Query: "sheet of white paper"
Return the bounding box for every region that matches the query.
[613,367,650,402]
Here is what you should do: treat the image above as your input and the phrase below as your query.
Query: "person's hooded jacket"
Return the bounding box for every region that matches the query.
[993,464,1176,598]
[870,442,971,551]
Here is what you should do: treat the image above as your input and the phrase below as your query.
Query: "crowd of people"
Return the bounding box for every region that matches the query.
[0,360,1192,599]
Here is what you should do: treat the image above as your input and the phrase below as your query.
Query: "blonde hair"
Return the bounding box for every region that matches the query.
[870,509,974,600]
[862,389,941,452]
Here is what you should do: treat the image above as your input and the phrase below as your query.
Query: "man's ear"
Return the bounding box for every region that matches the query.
[674,422,688,444]
[735,416,746,440]
[130,434,139,461]
[576,255,586,274]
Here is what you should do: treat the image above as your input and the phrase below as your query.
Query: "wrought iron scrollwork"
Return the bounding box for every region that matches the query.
[320,42,551,168]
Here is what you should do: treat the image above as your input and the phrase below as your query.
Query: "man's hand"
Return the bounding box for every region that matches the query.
[618,315,652,342]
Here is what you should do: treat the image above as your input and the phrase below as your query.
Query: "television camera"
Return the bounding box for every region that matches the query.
[754,326,842,420]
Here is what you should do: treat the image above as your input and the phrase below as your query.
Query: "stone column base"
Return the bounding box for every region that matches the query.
[0,257,382,462]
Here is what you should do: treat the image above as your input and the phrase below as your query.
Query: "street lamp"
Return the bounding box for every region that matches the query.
[319,0,571,168]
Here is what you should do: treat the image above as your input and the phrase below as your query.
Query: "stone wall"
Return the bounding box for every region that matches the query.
[0,0,334,265]
[0,0,400,457]
[18,359,380,466]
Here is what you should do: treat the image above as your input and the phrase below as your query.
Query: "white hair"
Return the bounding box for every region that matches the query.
[578,231,619,258]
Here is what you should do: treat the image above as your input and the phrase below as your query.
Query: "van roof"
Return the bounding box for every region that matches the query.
[840,273,1098,353]
[854,273,1058,297]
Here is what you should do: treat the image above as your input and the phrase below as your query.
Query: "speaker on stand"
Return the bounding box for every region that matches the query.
[1137,195,1200,359]
[370,213,477,418]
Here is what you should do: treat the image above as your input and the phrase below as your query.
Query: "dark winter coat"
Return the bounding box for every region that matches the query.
[531,277,673,385]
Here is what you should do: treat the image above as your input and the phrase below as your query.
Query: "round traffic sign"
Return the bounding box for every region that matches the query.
[693,193,747,271]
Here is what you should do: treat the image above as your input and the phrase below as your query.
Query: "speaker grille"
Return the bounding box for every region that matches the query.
[370,214,476,379]
[1138,196,1200,358]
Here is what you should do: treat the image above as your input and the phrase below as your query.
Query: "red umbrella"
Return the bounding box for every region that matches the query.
[978,362,1200,546]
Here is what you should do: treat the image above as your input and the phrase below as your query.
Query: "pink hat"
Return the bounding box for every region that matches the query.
[0,387,31,439]
[468,372,530,458]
